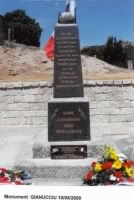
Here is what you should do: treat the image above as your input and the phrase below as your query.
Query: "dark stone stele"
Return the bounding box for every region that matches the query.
[54,25,84,98]
[0,15,6,45]
[48,102,90,142]
[51,145,87,159]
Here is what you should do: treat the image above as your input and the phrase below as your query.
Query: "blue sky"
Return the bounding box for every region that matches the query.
[0,0,133,48]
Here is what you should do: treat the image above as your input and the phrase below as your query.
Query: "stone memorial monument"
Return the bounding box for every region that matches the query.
[47,0,90,159]
[19,0,91,180]
[33,0,90,160]
[0,15,6,45]
[14,1,134,183]
[33,0,90,161]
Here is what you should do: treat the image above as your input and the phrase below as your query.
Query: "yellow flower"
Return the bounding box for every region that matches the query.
[125,167,134,177]
[94,163,102,172]
[112,160,122,169]
[108,147,118,160]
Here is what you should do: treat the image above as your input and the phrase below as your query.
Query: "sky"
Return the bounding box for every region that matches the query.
[0,0,133,48]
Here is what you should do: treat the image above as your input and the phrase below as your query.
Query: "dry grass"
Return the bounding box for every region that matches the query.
[0,69,133,82]
[0,69,53,81]
[0,46,133,82]
[83,72,134,81]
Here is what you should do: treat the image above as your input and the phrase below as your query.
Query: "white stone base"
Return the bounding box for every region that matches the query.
[15,158,95,178]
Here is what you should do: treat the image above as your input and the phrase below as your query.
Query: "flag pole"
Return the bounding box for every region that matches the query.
[56,0,59,12]
[132,0,134,44]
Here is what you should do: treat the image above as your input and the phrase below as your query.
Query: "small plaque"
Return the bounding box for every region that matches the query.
[48,102,90,142]
[51,145,87,159]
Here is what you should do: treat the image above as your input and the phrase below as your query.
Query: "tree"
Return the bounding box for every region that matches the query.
[81,45,104,60]
[103,36,127,67]
[4,9,42,47]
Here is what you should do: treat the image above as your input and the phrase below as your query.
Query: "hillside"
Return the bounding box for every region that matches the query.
[0,45,133,81]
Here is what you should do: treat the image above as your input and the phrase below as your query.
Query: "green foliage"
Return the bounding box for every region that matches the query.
[4,9,42,47]
[81,36,131,68]
[124,44,134,59]
[103,36,127,68]
[81,45,104,60]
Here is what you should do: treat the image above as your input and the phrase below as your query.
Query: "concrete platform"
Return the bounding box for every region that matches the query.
[0,125,134,185]
[14,158,95,178]
[32,178,83,186]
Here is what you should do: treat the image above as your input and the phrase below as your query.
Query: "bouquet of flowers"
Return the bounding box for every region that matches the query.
[0,168,32,185]
[83,145,134,186]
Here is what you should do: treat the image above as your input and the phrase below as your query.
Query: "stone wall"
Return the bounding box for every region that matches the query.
[85,80,134,123]
[0,80,134,129]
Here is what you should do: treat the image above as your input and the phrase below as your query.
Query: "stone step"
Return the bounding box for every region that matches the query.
[33,133,134,159]
[32,178,83,186]
[33,139,109,159]
[14,158,95,179]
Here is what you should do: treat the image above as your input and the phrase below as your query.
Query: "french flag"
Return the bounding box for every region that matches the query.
[65,0,76,23]
[44,0,76,59]
[44,31,54,60]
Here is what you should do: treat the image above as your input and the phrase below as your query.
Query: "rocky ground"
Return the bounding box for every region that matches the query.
[0,45,133,81]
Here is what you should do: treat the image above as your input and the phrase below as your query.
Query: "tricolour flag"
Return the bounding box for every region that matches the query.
[44,31,54,59]
[65,0,76,23]
[44,0,76,59]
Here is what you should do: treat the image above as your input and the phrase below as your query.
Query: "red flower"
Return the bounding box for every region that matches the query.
[91,162,96,168]
[114,171,123,178]
[0,177,4,181]
[0,168,7,173]
[118,177,134,183]
[84,171,93,181]
[118,177,124,182]
[102,162,113,170]
[0,176,10,183]
[127,178,134,183]
[4,177,9,181]
[15,181,22,185]
[123,161,134,168]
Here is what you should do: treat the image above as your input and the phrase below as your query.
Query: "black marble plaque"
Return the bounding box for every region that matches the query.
[54,25,84,98]
[0,16,6,45]
[51,145,87,159]
[48,102,90,141]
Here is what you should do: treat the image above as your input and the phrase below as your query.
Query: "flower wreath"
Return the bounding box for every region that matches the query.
[0,168,32,185]
[83,145,134,186]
